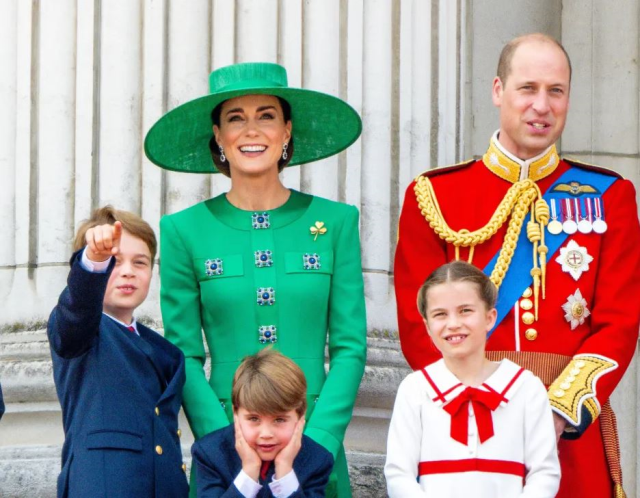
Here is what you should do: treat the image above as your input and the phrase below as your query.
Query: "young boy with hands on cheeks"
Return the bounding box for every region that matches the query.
[47,206,188,498]
[385,261,560,498]
[191,349,333,497]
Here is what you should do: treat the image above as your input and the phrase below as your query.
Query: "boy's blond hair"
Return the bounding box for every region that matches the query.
[232,348,307,417]
[73,205,157,264]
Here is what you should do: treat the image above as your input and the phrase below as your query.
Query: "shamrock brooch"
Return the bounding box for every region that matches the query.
[310,221,327,241]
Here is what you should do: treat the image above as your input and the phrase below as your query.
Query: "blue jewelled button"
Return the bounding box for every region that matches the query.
[256,287,275,306]
[204,258,224,276]
[252,212,271,229]
[303,253,321,270]
[254,250,273,268]
[259,325,278,344]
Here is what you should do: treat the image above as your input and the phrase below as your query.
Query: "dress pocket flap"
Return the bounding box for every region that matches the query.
[195,254,244,282]
[86,430,143,451]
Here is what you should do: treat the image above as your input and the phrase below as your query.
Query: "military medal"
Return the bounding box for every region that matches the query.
[577,198,592,234]
[592,197,608,234]
[547,199,563,235]
[562,289,590,330]
[562,198,578,234]
[555,240,593,281]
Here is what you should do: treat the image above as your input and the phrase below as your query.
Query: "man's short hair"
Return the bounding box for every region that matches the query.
[73,205,158,264]
[232,348,307,417]
[497,33,572,84]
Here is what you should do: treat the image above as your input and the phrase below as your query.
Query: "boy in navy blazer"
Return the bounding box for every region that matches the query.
[48,206,188,497]
[191,349,333,497]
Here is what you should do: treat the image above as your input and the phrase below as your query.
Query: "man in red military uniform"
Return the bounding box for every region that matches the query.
[394,33,640,498]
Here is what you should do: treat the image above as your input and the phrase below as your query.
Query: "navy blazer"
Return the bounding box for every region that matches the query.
[48,252,189,498]
[192,425,333,497]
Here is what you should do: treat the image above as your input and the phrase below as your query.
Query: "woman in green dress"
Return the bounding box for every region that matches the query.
[144,62,366,497]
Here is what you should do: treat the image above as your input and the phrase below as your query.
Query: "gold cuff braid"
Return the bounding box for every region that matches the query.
[414,176,549,316]
[547,355,618,426]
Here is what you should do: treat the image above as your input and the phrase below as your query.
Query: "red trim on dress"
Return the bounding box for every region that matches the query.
[482,366,525,403]
[418,458,525,478]
[499,367,525,397]
[421,368,462,403]
[422,369,446,402]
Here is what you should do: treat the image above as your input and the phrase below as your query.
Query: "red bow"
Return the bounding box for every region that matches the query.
[443,387,503,446]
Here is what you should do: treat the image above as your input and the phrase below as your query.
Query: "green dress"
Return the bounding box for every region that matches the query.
[160,189,367,497]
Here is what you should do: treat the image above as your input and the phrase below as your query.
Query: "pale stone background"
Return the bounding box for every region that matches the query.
[1,0,639,496]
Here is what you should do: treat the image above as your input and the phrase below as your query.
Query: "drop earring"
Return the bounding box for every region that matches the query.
[282,142,289,161]
[219,145,226,162]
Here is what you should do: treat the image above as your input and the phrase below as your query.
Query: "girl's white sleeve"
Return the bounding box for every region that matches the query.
[384,373,428,498]
[521,376,561,498]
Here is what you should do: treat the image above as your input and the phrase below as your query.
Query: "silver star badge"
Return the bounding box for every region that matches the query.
[562,289,590,330]
[555,240,593,281]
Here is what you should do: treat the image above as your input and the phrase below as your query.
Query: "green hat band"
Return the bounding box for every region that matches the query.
[212,78,286,93]
[144,62,362,174]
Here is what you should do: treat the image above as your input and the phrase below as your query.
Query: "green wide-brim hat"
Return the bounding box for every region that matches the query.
[144,62,362,174]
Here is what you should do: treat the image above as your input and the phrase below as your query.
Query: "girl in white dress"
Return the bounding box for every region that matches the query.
[385,261,560,497]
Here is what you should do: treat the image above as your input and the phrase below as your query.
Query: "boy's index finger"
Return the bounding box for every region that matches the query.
[111,221,123,255]
[113,221,123,242]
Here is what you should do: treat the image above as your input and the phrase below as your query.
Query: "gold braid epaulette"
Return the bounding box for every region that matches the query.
[414,175,550,315]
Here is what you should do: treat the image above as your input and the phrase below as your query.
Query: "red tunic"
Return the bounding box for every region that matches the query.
[394,140,640,498]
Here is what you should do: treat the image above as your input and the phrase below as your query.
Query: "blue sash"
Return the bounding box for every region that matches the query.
[484,167,617,337]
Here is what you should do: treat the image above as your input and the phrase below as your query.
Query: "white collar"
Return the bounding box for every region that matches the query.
[104,313,138,334]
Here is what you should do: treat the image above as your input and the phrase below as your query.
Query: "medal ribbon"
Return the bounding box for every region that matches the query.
[483,166,617,335]
[579,198,588,221]
[573,199,581,223]
[564,198,573,221]
[443,387,503,446]
[586,198,593,222]
[550,199,558,220]
[594,197,604,220]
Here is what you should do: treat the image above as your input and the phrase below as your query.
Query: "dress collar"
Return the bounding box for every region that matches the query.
[421,358,527,408]
[482,130,560,183]
[205,189,313,231]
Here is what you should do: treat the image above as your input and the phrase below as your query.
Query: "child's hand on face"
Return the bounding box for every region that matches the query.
[234,414,262,482]
[274,416,305,479]
[85,221,122,262]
